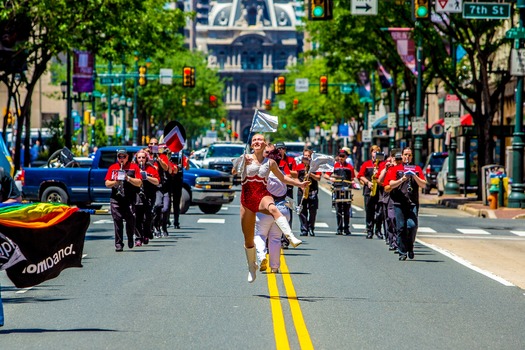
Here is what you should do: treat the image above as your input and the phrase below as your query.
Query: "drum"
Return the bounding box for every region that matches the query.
[332,180,353,204]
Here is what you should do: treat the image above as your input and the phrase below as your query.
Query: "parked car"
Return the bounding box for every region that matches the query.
[21,146,235,214]
[422,152,448,194]
[200,142,246,184]
[283,141,306,158]
[436,154,478,196]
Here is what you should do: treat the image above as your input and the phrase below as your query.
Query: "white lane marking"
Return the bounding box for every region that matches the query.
[314,230,366,236]
[227,204,241,208]
[511,231,525,237]
[82,254,87,258]
[419,214,438,217]
[314,222,329,228]
[417,239,514,287]
[418,234,525,241]
[198,218,225,224]
[457,228,490,235]
[93,219,114,224]
[16,287,33,294]
[352,224,366,230]
[417,227,436,233]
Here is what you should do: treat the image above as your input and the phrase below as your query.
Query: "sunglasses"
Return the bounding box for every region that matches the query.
[118,155,127,159]
[339,154,347,157]
[136,156,146,159]
[149,142,158,145]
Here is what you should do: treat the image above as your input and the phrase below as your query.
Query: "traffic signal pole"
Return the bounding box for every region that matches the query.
[414,29,424,167]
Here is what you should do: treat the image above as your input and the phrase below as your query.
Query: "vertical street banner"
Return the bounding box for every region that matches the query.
[388,28,417,76]
[73,50,94,93]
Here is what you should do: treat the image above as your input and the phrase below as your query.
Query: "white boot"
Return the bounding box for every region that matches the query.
[245,246,258,283]
[275,216,302,248]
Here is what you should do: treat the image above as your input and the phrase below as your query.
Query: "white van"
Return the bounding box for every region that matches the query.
[436,154,478,196]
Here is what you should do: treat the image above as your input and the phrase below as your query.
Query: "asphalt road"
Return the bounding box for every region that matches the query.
[1,188,525,349]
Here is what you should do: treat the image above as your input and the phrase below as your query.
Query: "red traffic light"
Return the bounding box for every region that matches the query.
[264,99,271,110]
[319,75,328,94]
[209,94,218,108]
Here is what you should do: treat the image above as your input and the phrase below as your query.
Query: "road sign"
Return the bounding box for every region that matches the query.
[351,0,378,15]
[436,0,463,13]
[100,76,122,85]
[444,94,460,113]
[368,114,376,130]
[340,84,353,94]
[295,78,309,92]
[278,101,286,110]
[444,113,460,130]
[362,129,372,142]
[511,48,525,76]
[462,2,511,19]
[411,117,427,136]
[431,123,445,138]
[159,68,173,85]
[387,112,397,128]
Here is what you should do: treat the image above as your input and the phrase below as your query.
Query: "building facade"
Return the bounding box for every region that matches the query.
[190,0,304,141]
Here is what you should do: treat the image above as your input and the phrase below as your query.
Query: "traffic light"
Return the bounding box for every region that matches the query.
[139,66,147,86]
[264,99,271,111]
[209,94,218,108]
[319,75,328,94]
[275,76,286,95]
[309,0,333,21]
[293,98,299,110]
[84,110,91,125]
[413,0,430,20]
[182,66,195,88]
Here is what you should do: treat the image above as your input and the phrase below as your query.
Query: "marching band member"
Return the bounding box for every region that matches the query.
[296,149,321,237]
[358,145,385,239]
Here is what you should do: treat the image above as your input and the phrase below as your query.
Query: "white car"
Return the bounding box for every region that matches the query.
[436,154,478,196]
[201,143,246,184]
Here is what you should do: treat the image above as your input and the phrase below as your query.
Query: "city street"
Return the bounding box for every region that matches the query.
[1,187,525,349]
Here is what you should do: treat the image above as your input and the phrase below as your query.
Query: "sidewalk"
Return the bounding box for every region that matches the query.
[420,192,525,220]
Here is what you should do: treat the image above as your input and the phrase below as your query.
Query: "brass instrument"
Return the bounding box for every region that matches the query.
[117,162,125,197]
[405,162,413,193]
[370,158,380,197]
[302,163,311,200]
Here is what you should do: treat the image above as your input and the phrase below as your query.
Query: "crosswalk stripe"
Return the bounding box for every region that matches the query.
[352,224,366,230]
[198,218,225,224]
[511,230,525,237]
[417,227,436,233]
[314,222,329,228]
[456,228,490,235]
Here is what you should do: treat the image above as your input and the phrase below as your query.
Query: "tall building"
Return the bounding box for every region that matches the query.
[191,0,304,141]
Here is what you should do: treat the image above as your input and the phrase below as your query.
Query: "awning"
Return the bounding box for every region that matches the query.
[372,115,387,129]
[431,113,473,127]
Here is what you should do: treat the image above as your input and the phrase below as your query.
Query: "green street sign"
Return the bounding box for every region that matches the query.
[100,76,122,85]
[340,84,353,94]
[462,2,511,19]
[506,27,525,40]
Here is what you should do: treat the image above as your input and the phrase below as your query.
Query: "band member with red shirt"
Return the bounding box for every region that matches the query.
[324,149,356,235]
[171,151,190,229]
[133,149,160,245]
[104,149,142,252]
[296,149,321,237]
[274,142,298,247]
[358,145,385,239]
[384,147,427,261]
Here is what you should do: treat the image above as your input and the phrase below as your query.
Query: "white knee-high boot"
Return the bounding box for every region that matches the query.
[245,246,258,283]
[275,216,302,248]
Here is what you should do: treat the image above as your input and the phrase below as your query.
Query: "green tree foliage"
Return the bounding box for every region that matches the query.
[0,0,188,170]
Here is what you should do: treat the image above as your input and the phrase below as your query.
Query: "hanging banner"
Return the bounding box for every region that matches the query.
[73,50,94,93]
[388,28,417,76]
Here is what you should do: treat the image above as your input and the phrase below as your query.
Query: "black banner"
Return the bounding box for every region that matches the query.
[0,211,89,288]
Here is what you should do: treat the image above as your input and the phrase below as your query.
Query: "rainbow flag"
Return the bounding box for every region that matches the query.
[0,203,89,288]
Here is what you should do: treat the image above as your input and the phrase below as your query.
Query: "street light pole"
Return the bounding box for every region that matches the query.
[508,0,525,208]
[445,35,460,194]
[414,28,424,166]
[65,52,72,149]
[133,56,139,145]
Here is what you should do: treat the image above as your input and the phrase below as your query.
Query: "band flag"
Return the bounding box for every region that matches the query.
[250,109,278,133]
[164,126,186,153]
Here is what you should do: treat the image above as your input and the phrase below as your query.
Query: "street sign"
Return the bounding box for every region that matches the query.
[431,123,445,138]
[462,2,511,19]
[368,114,376,130]
[278,101,286,110]
[340,84,353,94]
[362,129,372,142]
[506,27,525,40]
[435,0,463,13]
[511,48,525,76]
[387,112,397,128]
[351,0,378,15]
[411,117,427,136]
[159,68,173,85]
[100,76,122,85]
[105,125,115,136]
[444,113,460,130]
[444,94,460,113]
[295,78,309,92]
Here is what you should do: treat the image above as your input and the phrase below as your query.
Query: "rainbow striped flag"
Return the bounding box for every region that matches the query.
[0,203,89,288]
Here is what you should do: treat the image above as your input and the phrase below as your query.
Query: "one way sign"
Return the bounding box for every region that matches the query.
[351,0,378,15]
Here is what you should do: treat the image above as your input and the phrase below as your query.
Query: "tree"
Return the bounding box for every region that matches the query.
[0,0,187,170]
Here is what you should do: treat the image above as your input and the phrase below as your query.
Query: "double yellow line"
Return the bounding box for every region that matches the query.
[266,253,314,350]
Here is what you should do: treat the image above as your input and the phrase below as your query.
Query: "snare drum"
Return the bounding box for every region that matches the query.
[332,180,353,204]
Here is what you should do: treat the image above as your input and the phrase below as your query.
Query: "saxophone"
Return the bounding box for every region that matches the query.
[302,163,311,200]
[370,158,379,197]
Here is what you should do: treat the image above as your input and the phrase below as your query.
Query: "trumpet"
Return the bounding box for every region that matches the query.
[302,163,311,200]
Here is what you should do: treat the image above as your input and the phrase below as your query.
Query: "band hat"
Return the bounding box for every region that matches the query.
[341,146,351,154]
[274,141,286,149]
[117,149,128,155]
[338,149,349,155]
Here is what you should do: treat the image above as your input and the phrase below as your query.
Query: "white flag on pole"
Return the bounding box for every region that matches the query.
[309,153,334,173]
[250,109,279,133]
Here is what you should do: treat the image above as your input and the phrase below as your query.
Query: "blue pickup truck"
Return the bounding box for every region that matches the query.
[21,146,236,214]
